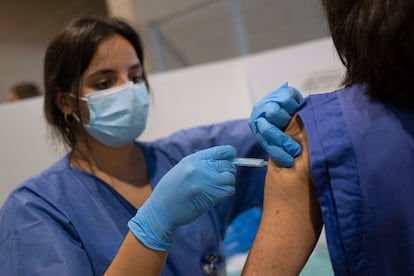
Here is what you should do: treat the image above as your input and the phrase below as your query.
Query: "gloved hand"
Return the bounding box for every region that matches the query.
[128,145,237,251]
[249,82,303,167]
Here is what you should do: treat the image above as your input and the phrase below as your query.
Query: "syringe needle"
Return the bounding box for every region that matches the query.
[232,157,268,168]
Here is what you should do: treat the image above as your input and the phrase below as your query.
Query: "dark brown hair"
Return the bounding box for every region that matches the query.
[322,0,414,109]
[43,16,149,150]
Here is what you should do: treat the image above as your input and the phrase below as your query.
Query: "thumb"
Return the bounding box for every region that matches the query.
[194,145,237,160]
[289,86,303,104]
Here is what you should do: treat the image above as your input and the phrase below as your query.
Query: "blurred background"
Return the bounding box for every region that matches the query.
[0,0,328,103]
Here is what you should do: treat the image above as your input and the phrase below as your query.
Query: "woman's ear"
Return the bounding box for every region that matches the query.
[54,88,73,116]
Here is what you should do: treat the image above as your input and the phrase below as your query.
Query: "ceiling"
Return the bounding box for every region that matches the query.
[0,0,107,43]
[108,0,216,23]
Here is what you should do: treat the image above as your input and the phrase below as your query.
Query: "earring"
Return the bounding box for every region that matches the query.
[64,113,77,126]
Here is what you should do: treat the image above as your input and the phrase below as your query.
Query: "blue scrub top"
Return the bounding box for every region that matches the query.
[298,85,414,275]
[0,119,267,276]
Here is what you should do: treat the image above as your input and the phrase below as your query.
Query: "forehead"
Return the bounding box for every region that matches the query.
[85,34,140,72]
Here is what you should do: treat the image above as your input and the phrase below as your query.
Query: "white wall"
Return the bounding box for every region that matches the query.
[0,37,344,206]
[1,97,62,203]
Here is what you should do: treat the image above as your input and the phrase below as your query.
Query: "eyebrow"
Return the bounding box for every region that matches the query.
[129,63,143,72]
[86,63,143,79]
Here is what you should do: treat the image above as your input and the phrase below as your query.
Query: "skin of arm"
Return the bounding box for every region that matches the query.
[242,114,323,276]
[104,231,167,276]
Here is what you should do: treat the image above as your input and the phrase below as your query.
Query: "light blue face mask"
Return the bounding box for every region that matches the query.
[72,81,149,147]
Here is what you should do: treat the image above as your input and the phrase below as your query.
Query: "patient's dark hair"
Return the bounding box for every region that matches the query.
[322,0,414,109]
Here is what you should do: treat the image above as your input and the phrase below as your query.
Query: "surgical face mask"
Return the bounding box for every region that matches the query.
[71,81,149,147]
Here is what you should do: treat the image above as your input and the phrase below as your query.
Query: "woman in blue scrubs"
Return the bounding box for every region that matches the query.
[0,17,301,275]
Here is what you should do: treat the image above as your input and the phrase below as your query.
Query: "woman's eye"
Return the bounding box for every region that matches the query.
[131,75,143,84]
[95,80,112,90]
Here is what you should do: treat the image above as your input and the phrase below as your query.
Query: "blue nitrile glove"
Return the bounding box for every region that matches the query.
[128,145,237,251]
[249,82,304,167]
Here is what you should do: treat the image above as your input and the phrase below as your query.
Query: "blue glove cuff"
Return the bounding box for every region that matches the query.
[128,209,173,251]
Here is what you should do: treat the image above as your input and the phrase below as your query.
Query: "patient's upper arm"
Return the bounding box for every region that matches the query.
[242,114,322,276]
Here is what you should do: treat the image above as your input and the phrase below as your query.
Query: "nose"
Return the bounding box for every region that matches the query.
[115,74,130,86]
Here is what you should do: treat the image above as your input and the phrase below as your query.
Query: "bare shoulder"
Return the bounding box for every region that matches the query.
[285,114,307,150]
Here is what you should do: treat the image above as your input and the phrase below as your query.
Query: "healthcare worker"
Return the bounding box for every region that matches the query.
[0,17,301,275]
[243,0,414,275]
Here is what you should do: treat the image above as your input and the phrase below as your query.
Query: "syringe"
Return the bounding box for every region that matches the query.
[232,157,268,168]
